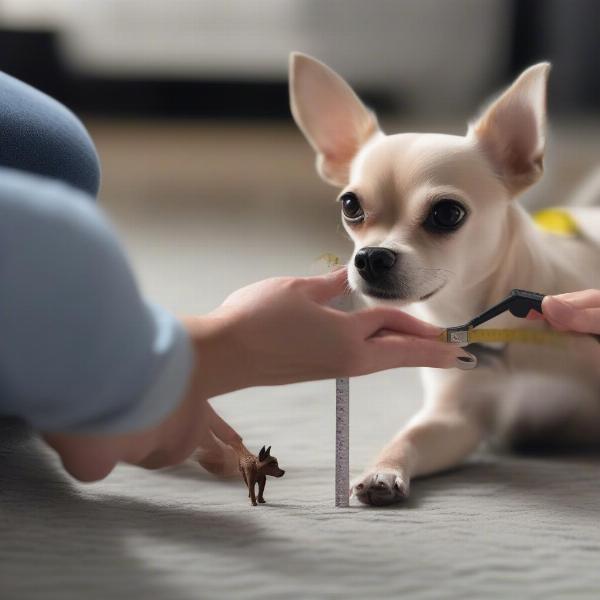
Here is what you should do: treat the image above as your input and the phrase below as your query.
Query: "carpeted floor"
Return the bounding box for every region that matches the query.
[2,119,600,599]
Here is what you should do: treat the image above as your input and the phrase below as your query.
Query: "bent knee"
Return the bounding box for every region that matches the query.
[0,71,100,196]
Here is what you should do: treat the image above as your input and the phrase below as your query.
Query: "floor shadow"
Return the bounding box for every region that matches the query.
[0,435,335,599]
[159,460,241,487]
[409,450,600,519]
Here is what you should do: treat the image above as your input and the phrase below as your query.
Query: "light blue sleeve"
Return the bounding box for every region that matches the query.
[0,168,194,433]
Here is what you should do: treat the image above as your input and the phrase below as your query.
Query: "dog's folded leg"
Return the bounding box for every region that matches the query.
[351,407,485,506]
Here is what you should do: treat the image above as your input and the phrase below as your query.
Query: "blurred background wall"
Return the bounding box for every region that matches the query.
[0,0,598,116]
[0,0,598,312]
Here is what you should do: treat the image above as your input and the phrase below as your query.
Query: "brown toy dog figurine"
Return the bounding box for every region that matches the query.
[236,444,285,506]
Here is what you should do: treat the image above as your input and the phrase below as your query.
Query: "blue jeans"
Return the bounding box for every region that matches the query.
[0,72,192,433]
[0,71,100,197]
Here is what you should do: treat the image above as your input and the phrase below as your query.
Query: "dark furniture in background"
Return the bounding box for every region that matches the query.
[0,0,597,118]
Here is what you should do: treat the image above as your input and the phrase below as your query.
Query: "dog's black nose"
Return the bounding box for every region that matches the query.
[354,247,397,282]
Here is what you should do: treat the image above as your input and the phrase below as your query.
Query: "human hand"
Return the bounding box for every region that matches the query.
[538,289,600,334]
[185,267,477,399]
[527,289,600,370]
[44,268,475,483]
[43,364,242,483]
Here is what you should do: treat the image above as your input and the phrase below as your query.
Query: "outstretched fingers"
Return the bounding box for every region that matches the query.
[354,306,443,339]
[195,430,240,477]
[193,404,243,477]
[206,403,242,446]
[542,294,600,335]
[363,335,477,373]
[549,289,600,308]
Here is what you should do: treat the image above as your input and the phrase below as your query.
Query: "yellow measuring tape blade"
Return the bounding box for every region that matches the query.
[467,328,567,346]
[439,328,569,346]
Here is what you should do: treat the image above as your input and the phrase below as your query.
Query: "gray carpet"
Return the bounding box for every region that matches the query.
[4,378,600,600]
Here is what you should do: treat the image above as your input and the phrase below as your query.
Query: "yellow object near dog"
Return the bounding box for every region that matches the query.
[317,252,342,268]
[533,208,581,236]
[437,327,569,347]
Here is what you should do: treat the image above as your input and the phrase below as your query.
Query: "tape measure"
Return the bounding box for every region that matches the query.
[438,327,569,347]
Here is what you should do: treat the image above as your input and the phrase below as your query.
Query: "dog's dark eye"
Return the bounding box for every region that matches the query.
[339,192,364,222]
[424,200,467,232]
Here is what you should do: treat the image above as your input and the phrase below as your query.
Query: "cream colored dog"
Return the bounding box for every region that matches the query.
[289,52,600,506]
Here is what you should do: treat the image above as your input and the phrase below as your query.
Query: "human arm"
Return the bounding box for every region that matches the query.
[44,268,476,482]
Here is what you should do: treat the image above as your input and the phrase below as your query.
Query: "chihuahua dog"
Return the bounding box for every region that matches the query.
[237,444,285,506]
[289,52,600,506]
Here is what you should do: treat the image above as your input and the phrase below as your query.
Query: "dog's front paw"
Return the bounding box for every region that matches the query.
[351,469,409,506]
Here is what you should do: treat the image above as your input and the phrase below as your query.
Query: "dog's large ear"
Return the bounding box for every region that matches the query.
[258,446,266,461]
[265,446,271,457]
[289,52,381,187]
[469,63,551,195]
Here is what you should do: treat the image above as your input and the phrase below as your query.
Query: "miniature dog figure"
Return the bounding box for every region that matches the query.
[237,444,285,506]
[289,53,600,506]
